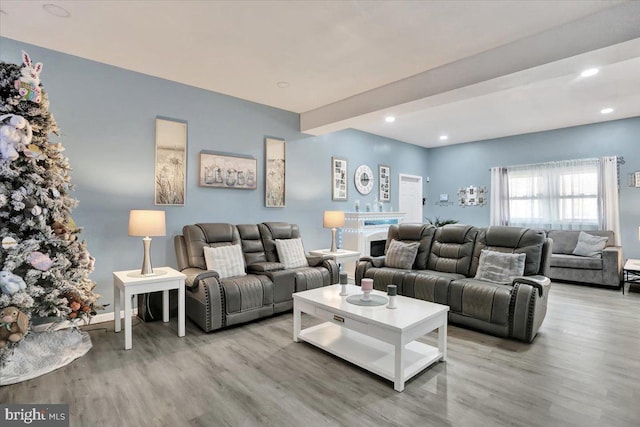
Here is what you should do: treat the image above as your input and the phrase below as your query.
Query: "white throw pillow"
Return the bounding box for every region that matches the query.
[203,244,246,279]
[474,249,526,284]
[274,238,309,269]
[572,231,608,258]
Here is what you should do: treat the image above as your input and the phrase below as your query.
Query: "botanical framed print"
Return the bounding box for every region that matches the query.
[155,117,187,205]
[265,137,286,207]
[199,151,257,189]
[379,164,390,202]
[331,157,348,201]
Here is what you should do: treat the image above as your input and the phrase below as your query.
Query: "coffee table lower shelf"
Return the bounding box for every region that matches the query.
[298,322,442,389]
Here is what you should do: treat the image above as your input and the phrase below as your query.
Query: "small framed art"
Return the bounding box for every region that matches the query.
[155,117,187,206]
[331,157,348,201]
[379,164,390,202]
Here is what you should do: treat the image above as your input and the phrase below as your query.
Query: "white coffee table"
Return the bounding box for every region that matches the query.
[293,284,448,392]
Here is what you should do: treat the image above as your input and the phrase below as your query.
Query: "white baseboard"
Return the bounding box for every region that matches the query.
[90,309,138,325]
[31,309,138,332]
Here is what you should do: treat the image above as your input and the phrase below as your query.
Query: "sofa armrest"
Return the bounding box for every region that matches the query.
[603,246,623,286]
[358,256,386,268]
[306,255,325,267]
[180,267,219,289]
[512,275,551,297]
[321,258,340,284]
[248,262,285,273]
[510,275,551,343]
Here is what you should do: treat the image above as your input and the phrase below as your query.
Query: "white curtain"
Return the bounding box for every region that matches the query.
[598,156,621,244]
[505,159,600,230]
[490,167,510,226]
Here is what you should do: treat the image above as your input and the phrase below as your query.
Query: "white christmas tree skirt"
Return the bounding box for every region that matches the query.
[0,329,92,386]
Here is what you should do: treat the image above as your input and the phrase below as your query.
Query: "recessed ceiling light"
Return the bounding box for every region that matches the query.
[600,107,614,114]
[580,68,599,78]
[43,4,70,17]
[385,116,395,123]
[439,135,449,140]
[276,81,290,88]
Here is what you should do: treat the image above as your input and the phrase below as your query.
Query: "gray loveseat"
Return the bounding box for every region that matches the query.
[175,222,339,332]
[546,230,622,289]
[356,224,552,343]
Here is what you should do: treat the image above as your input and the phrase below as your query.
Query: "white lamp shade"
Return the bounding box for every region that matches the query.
[323,210,345,228]
[128,210,166,237]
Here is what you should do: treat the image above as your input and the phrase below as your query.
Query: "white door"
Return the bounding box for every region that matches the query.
[398,174,423,223]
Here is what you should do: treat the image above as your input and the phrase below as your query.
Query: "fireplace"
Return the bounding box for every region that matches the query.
[342,212,405,256]
[370,240,386,257]
[340,212,406,280]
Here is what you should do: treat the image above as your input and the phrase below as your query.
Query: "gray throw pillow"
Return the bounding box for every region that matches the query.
[385,239,419,269]
[474,249,526,284]
[572,231,608,258]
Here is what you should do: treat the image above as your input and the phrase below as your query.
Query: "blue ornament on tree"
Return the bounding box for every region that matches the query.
[0,271,27,295]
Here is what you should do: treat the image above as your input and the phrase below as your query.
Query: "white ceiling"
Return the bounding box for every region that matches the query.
[1,1,639,147]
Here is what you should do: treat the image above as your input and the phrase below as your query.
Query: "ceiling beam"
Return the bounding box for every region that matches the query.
[300,2,640,135]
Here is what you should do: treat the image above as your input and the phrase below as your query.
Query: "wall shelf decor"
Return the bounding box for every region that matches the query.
[458,186,487,207]
[155,117,187,206]
[265,137,286,207]
[378,165,390,202]
[332,157,348,200]
[199,151,257,190]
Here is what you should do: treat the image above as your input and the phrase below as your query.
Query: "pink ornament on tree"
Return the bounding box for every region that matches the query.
[28,251,54,271]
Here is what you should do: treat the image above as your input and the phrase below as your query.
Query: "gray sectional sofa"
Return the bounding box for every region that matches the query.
[356,224,552,343]
[546,230,622,289]
[175,222,338,332]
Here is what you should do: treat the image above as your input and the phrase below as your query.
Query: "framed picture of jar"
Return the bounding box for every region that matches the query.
[379,164,390,202]
[199,151,257,190]
[155,117,187,205]
[265,137,286,207]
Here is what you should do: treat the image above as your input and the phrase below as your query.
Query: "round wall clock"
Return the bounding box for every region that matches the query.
[354,164,374,195]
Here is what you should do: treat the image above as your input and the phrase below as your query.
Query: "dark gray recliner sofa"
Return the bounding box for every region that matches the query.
[356,224,552,343]
[175,222,338,332]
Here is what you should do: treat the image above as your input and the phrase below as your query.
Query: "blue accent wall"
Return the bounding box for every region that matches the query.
[426,117,640,258]
[3,37,638,314]
[1,38,429,311]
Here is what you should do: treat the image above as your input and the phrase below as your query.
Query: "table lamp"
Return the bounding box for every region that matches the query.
[323,210,345,253]
[128,210,166,275]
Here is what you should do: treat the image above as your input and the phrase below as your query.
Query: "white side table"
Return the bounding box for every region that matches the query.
[309,249,361,282]
[113,267,186,350]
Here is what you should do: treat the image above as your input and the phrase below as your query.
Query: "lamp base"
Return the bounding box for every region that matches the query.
[330,227,338,253]
[140,237,154,275]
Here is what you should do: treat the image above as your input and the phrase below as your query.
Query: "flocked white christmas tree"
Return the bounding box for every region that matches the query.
[0,52,101,365]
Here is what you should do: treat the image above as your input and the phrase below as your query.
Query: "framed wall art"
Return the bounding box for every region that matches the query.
[155,117,187,206]
[199,151,257,190]
[379,164,390,202]
[265,137,286,207]
[331,157,348,201]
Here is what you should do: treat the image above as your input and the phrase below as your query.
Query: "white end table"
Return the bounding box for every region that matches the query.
[309,249,361,282]
[113,267,186,350]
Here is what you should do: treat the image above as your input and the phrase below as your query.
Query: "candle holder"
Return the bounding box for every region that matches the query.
[339,272,348,296]
[387,284,397,309]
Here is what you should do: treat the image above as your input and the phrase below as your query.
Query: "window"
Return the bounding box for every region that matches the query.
[506,159,600,230]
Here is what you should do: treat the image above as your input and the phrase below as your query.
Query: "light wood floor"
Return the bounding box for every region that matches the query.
[1,282,639,427]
